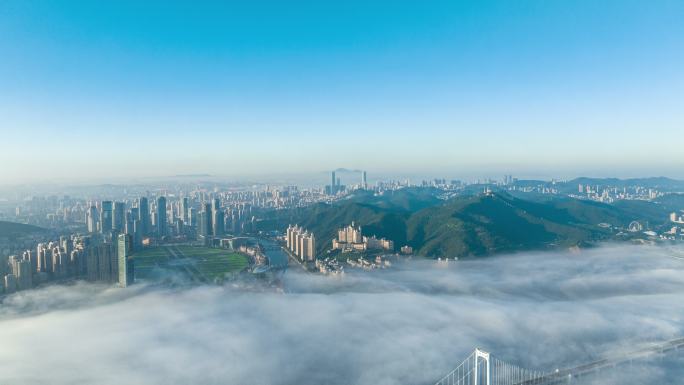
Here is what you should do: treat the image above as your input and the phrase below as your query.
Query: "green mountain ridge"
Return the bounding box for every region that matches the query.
[259,189,669,258]
[0,221,46,237]
[405,193,614,257]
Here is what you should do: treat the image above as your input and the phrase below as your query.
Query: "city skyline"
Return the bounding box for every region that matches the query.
[2,3,684,385]
[1,1,683,183]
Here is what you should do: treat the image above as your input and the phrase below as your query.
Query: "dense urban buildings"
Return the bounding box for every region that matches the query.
[2,173,684,294]
[0,184,327,293]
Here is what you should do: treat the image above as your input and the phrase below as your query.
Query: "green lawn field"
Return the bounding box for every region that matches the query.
[133,245,250,283]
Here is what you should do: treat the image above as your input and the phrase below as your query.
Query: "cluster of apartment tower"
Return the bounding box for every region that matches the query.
[1,233,134,294]
[2,193,258,295]
[286,225,316,262]
[332,223,394,252]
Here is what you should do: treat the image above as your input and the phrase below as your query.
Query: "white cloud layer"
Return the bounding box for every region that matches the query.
[1,244,683,385]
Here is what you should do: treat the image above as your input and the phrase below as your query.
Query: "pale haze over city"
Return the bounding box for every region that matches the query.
[1,2,684,385]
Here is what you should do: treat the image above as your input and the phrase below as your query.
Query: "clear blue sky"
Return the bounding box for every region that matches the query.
[1,0,683,183]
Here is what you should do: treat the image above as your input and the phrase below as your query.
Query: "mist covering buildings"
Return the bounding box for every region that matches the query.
[0,245,683,385]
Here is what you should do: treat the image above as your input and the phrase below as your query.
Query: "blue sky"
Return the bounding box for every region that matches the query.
[1,0,683,183]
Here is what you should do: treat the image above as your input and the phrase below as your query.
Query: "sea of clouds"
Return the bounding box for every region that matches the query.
[1,244,683,385]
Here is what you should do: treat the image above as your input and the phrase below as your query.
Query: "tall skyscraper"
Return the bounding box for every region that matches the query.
[157,196,167,237]
[331,171,336,194]
[361,171,367,189]
[117,234,134,287]
[16,259,32,290]
[36,243,47,272]
[100,201,113,233]
[4,274,16,293]
[138,197,150,236]
[87,205,99,233]
[201,202,212,238]
[187,207,196,227]
[180,197,189,224]
[211,198,224,237]
[112,201,126,232]
[127,208,138,237]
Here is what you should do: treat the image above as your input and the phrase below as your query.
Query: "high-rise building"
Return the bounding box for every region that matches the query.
[23,250,37,274]
[187,207,196,227]
[200,203,212,240]
[16,259,32,290]
[330,171,337,195]
[338,222,363,243]
[48,246,69,277]
[87,205,99,233]
[211,198,224,237]
[125,209,135,236]
[117,234,134,287]
[332,223,393,252]
[138,197,150,236]
[60,236,72,258]
[181,197,189,224]
[36,243,48,272]
[86,248,99,281]
[95,244,115,282]
[4,274,16,293]
[100,201,113,233]
[299,232,316,261]
[286,225,298,249]
[113,201,126,232]
[157,196,167,237]
[287,225,316,261]
[213,210,225,237]
[361,171,367,189]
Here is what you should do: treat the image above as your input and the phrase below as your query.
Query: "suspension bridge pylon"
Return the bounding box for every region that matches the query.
[474,349,490,385]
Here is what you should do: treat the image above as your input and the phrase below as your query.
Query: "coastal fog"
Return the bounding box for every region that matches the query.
[1,244,683,385]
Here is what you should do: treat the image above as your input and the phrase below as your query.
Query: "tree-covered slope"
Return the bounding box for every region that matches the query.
[0,221,45,237]
[406,194,613,257]
[259,191,658,259]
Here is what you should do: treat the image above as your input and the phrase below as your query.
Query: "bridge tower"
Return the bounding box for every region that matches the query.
[474,348,490,385]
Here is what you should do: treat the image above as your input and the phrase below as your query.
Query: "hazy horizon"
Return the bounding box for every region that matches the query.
[0,169,683,190]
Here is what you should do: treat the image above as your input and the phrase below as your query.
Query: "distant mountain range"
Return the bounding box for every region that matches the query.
[259,188,672,258]
[0,221,46,237]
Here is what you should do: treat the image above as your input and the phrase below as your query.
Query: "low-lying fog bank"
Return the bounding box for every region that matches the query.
[1,244,683,385]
